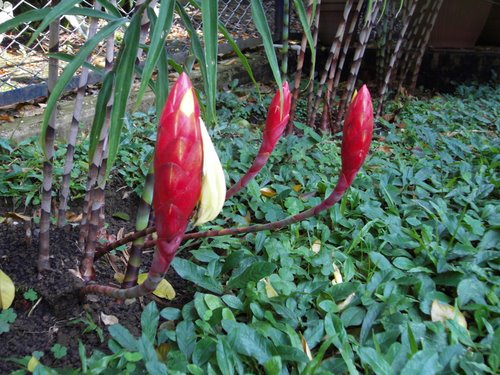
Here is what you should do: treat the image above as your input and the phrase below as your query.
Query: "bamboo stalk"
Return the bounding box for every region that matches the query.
[57,3,100,228]
[78,1,117,250]
[336,0,381,125]
[288,0,314,131]
[305,0,321,126]
[38,0,60,272]
[396,0,430,90]
[409,0,443,90]
[121,164,154,288]
[309,0,353,131]
[280,0,290,80]
[376,0,418,116]
[327,0,364,132]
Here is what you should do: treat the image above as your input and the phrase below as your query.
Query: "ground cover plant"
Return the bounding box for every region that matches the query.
[0,82,498,373]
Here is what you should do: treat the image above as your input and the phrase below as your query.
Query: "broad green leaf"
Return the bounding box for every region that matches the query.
[192,337,216,367]
[108,324,138,352]
[358,347,394,375]
[141,302,159,342]
[176,321,196,358]
[40,18,126,156]
[171,258,223,294]
[401,350,442,375]
[226,262,276,289]
[0,269,15,310]
[134,0,176,112]
[216,337,235,375]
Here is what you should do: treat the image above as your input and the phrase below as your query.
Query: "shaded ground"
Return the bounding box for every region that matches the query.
[0,183,195,373]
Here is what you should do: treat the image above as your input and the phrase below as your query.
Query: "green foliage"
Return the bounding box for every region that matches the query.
[3,83,500,372]
[23,289,38,302]
[50,344,68,360]
[0,308,16,334]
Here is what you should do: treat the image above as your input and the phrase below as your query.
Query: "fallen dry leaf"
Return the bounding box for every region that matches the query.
[100,312,119,326]
[260,187,277,198]
[431,300,467,329]
[311,239,321,254]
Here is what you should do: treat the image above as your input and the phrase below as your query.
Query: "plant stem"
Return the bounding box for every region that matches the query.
[97,173,354,257]
[409,0,443,90]
[305,0,321,127]
[57,3,100,228]
[288,0,314,132]
[38,0,60,273]
[336,0,380,125]
[280,0,290,81]
[121,164,154,288]
[376,0,418,116]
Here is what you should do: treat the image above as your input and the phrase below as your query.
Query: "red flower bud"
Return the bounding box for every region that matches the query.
[340,85,374,186]
[153,73,203,271]
[226,82,291,198]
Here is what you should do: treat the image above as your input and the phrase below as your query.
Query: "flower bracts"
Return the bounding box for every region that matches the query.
[226,82,291,198]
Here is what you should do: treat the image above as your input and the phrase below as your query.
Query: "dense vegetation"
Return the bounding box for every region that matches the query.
[1,82,499,373]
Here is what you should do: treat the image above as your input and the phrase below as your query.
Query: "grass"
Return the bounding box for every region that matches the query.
[0,82,499,373]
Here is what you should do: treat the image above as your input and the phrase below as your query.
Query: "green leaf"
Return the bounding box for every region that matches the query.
[106,10,143,177]
[358,347,394,375]
[108,324,138,352]
[226,262,276,289]
[50,344,68,359]
[40,18,126,156]
[264,356,282,375]
[27,0,84,46]
[141,302,159,342]
[224,321,274,365]
[134,0,176,112]
[216,337,235,375]
[201,0,218,124]
[250,0,282,93]
[176,321,196,359]
[192,337,216,367]
[401,350,442,375]
[171,258,223,294]
[88,71,114,162]
[112,212,130,221]
[292,0,316,73]
[457,277,488,306]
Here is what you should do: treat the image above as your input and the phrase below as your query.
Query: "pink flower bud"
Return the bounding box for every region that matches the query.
[153,73,203,270]
[340,85,374,186]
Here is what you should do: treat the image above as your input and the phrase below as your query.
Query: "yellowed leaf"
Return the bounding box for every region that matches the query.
[0,269,15,310]
[5,211,31,222]
[137,273,175,300]
[114,272,125,283]
[27,356,39,372]
[300,333,313,360]
[332,263,343,285]
[100,312,119,326]
[311,239,321,254]
[260,187,277,198]
[292,184,302,192]
[431,300,467,329]
[262,277,278,298]
[338,293,355,311]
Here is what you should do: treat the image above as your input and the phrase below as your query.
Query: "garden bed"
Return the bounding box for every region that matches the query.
[0,83,499,373]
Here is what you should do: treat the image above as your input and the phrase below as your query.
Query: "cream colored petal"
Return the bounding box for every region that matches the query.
[193,119,226,226]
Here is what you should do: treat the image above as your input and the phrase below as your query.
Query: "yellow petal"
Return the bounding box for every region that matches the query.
[137,273,176,300]
[260,187,276,198]
[431,300,467,329]
[193,119,226,226]
[0,269,15,310]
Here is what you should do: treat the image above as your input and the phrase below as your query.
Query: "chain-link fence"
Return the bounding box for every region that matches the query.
[0,0,296,107]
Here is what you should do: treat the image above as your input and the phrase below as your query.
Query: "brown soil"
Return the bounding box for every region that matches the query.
[0,185,195,373]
